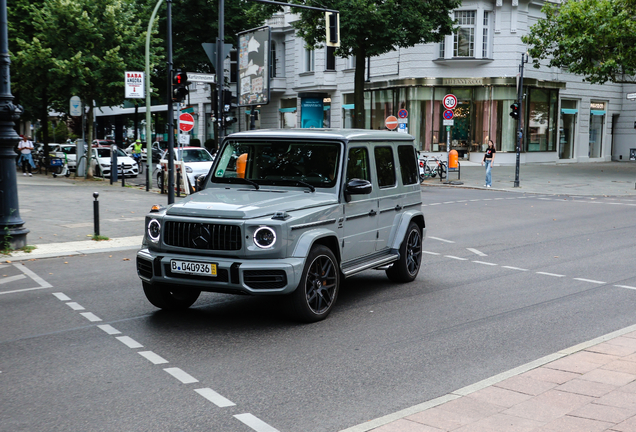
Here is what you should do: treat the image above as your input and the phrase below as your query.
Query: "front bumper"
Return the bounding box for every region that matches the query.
[136,248,305,295]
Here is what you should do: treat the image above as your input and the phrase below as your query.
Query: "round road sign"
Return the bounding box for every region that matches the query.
[398,109,408,119]
[385,115,398,130]
[442,94,458,110]
[179,112,195,132]
[443,110,454,120]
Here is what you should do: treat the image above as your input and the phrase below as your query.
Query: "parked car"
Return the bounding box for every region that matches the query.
[156,146,215,192]
[59,144,77,172]
[90,146,139,178]
[137,129,425,322]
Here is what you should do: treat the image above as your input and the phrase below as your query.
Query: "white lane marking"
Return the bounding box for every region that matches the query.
[80,312,102,322]
[0,274,27,285]
[473,261,497,266]
[53,292,71,301]
[164,367,199,384]
[482,198,492,201]
[615,285,636,290]
[422,251,440,255]
[443,201,456,204]
[502,266,529,271]
[0,286,56,295]
[429,236,455,243]
[607,203,623,205]
[429,203,441,206]
[469,199,480,202]
[574,278,606,284]
[116,336,143,349]
[456,200,468,203]
[195,388,236,407]
[14,264,52,288]
[536,272,565,278]
[66,302,85,311]
[517,197,528,199]
[138,351,168,365]
[494,198,505,200]
[234,413,280,432]
[445,255,468,261]
[466,248,487,257]
[97,324,121,335]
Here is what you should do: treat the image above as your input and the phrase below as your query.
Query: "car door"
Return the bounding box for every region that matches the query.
[373,145,401,251]
[341,145,378,262]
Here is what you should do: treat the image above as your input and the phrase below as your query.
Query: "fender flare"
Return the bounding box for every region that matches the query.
[291,228,340,260]
[389,210,426,250]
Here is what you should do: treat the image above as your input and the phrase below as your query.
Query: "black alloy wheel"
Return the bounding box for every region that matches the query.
[386,222,422,282]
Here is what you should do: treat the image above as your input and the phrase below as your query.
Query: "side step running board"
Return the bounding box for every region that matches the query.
[342,252,399,277]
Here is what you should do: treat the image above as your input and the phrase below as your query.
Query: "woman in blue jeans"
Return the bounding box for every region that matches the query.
[481,140,496,187]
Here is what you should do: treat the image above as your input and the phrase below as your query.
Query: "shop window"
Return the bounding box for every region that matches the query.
[589,101,606,158]
[397,145,418,185]
[342,93,355,129]
[559,100,577,160]
[527,88,558,152]
[454,11,475,57]
[374,146,396,188]
[279,98,297,129]
[326,46,336,71]
[305,48,315,72]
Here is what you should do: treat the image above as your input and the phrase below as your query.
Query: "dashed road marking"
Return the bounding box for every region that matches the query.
[0,274,27,285]
[66,302,85,311]
[138,351,168,365]
[429,237,455,243]
[97,324,121,335]
[536,272,566,278]
[53,292,71,301]
[467,248,487,257]
[164,367,199,384]
[445,255,468,261]
[116,336,143,349]
[234,413,280,432]
[574,278,606,284]
[423,251,440,255]
[195,388,236,407]
[79,312,102,322]
[502,266,529,271]
[473,261,497,266]
[615,285,636,290]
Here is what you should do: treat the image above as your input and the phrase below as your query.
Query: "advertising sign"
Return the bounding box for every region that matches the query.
[238,26,270,106]
[125,71,145,99]
[301,98,324,128]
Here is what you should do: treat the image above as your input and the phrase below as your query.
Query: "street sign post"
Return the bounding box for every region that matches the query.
[442,94,457,110]
[385,115,398,130]
[443,119,454,126]
[187,72,216,84]
[70,96,81,117]
[398,109,408,119]
[179,113,195,132]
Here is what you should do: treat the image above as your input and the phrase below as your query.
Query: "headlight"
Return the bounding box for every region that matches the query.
[147,219,161,242]
[253,226,276,249]
[186,166,193,173]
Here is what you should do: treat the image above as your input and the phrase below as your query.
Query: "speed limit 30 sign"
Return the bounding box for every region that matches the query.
[443,94,458,110]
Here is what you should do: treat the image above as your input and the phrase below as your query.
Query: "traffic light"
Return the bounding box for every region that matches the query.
[509,103,519,119]
[172,69,189,102]
[326,12,340,47]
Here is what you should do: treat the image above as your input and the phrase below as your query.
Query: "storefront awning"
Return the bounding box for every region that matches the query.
[561,109,578,114]
[590,110,606,116]
[278,108,297,113]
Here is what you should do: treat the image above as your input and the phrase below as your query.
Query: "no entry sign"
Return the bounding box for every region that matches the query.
[385,115,398,130]
[179,112,194,132]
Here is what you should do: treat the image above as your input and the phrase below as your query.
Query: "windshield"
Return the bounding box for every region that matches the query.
[212,140,340,188]
[95,148,127,158]
[180,149,214,162]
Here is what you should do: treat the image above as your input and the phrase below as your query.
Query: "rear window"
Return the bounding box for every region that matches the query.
[397,145,418,185]
[374,146,396,188]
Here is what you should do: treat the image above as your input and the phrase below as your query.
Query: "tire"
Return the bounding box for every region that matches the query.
[290,245,340,322]
[157,173,164,193]
[437,164,447,179]
[386,222,423,283]
[142,281,201,311]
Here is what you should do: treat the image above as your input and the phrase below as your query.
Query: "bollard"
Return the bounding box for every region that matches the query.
[93,192,100,236]
[176,169,181,198]
[121,163,125,187]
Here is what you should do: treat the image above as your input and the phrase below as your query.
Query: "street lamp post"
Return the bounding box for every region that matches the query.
[0,0,29,249]
[514,52,529,188]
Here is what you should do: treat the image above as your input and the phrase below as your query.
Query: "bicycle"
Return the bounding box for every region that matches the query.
[132,152,143,174]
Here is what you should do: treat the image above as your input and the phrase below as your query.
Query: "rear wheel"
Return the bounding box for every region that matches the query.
[290,245,340,322]
[386,222,422,282]
[142,281,200,310]
[437,163,447,179]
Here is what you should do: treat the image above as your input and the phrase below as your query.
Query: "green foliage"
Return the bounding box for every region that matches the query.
[523,0,636,84]
[289,0,460,127]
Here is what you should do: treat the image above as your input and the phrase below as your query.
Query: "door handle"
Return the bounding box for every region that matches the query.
[368,209,377,216]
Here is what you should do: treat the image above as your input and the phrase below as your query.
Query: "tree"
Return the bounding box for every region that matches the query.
[523,0,636,84]
[289,0,460,128]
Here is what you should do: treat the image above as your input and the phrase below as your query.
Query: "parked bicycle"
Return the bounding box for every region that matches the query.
[418,154,447,181]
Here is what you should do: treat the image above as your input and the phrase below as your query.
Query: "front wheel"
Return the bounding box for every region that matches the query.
[290,245,340,322]
[386,222,423,283]
[437,163,447,179]
[142,281,201,311]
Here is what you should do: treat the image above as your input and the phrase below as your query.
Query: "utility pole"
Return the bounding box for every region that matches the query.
[0,0,29,249]
[166,0,175,204]
[216,0,225,141]
[514,52,529,188]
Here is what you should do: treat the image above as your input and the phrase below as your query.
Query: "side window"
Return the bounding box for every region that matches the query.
[397,145,418,185]
[374,146,396,188]
[346,147,370,182]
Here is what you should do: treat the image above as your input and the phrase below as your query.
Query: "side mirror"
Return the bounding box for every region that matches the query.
[196,175,207,192]
[344,178,372,202]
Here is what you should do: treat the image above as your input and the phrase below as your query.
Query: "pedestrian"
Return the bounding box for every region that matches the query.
[482,139,495,187]
[17,135,35,176]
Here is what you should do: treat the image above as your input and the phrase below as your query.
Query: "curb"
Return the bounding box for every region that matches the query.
[3,236,143,262]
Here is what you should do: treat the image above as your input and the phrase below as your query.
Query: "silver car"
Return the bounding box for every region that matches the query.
[137,130,425,322]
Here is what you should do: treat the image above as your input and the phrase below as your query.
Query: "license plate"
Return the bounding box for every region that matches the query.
[170,260,217,277]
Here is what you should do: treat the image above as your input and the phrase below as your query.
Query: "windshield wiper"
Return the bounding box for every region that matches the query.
[229,177,259,190]
[279,178,315,192]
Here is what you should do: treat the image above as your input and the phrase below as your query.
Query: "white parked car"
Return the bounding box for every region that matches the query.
[157,146,214,192]
[91,146,139,178]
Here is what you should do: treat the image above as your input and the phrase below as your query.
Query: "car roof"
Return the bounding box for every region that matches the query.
[225,128,415,142]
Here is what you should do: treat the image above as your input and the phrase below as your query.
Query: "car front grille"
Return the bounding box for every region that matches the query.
[164,221,242,251]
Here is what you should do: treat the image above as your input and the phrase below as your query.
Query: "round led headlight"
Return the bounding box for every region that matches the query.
[253,227,276,249]
[147,219,161,242]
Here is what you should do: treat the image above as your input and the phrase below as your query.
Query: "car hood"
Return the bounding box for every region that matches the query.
[166,188,338,219]
[184,161,213,175]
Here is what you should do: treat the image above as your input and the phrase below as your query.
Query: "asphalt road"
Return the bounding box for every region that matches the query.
[2,187,636,432]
